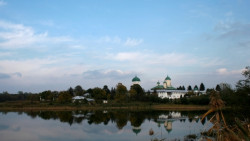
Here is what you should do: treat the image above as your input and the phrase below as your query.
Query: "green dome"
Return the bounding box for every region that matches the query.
[165,75,171,80]
[132,76,140,82]
[157,81,160,85]
[132,127,141,135]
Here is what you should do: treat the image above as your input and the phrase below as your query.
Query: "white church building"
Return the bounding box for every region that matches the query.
[150,75,187,99]
[131,75,187,99]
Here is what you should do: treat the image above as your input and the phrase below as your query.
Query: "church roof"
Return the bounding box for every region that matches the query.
[151,85,165,90]
[151,81,176,90]
[165,75,171,80]
[132,76,140,82]
[165,86,176,90]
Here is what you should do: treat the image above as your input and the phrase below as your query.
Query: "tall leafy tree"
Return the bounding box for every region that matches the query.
[92,87,107,100]
[86,88,93,95]
[235,66,250,107]
[110,87,116,100]
[68,87,74,96]
[216,84,221,91]
[74,85,84,96]
[199,83,205,91]
[57,91,72,103]
[182,86,185,90]
[188,85,192,91]
[236,66,250,92]
[177,86,182,90]
[129,89,137,101]
[103,85,111,94]
[115,83,128,102]
[130,84,144,101]
[40,90,53,101]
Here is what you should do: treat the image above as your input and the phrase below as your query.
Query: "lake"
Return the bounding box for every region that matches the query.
[0,110,214,141]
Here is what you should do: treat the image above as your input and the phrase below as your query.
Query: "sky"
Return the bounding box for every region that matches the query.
[0,0,250,93]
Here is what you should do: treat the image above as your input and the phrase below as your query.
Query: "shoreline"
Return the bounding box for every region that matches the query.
[0,104,210,111]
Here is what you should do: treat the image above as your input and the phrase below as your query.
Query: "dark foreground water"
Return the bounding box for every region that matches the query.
[0,110,214,141]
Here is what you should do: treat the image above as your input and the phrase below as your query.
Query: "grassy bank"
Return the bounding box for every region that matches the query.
[0,100,210,111]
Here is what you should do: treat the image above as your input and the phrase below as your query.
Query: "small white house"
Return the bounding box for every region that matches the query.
[72,96,85,102]
[103,100,108,104]
[72,96,95,103]
[86,98,95,102]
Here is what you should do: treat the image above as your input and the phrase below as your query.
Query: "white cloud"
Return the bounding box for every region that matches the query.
[0,0,6,6]
[108,51,198,66]
[98,36,121,44]
[0,20,72,48]
[200,58,225,67]
[216,68,228,75]
[82,69,134,79]
[216,68,243,75]
[0,52,13,57]
[124,38,143,47]
[214,21,250,40]
[0,58,60,76]
[112,52,140,61]
[98,36,143,47]
[0,72,10,79]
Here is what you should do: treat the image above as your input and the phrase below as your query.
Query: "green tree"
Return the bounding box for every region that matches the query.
[129,89,137,101]
[2,91,9,95]
[92,87,106,101]
[47,91,54,102]
[68,87,74,96]
[74,85,84,96]
[57,91,72,103]
[110,87,116,100]
[199,83,205,91]
[103,85,111,100]
[177,86,182,90]
[103,85,110,94]
[236,66,250,93]
[86,88,93,96]
[235,66,250,107]
[115,83,128,102]
[182,85,185,90]
[188,85,192,91]
[130,84,144,101]
[40,90,53,101]
[180,95,188,104]
[216,84,221,91]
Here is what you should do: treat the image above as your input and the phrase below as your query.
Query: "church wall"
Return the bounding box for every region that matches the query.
[156,90,186,99]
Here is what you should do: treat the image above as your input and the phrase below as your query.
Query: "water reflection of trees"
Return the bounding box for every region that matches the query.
[13,110,213,129]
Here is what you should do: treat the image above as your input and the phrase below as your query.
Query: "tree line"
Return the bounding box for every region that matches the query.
[0,66,249,107]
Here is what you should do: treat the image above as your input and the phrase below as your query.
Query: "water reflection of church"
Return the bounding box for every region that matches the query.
[157,111,187,133]
[131,111,189,135]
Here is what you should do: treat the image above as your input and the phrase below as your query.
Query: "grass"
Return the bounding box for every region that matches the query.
[0,100,210,111]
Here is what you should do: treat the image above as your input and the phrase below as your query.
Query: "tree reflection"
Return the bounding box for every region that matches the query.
[129,111,145,134]
[114,111,128,129]
[1,110,214,131]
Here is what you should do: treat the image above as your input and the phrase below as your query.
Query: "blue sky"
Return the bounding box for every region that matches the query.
[0,0,250,93]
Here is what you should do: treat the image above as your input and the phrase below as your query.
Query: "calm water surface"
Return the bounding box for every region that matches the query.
[0,110,213,141]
